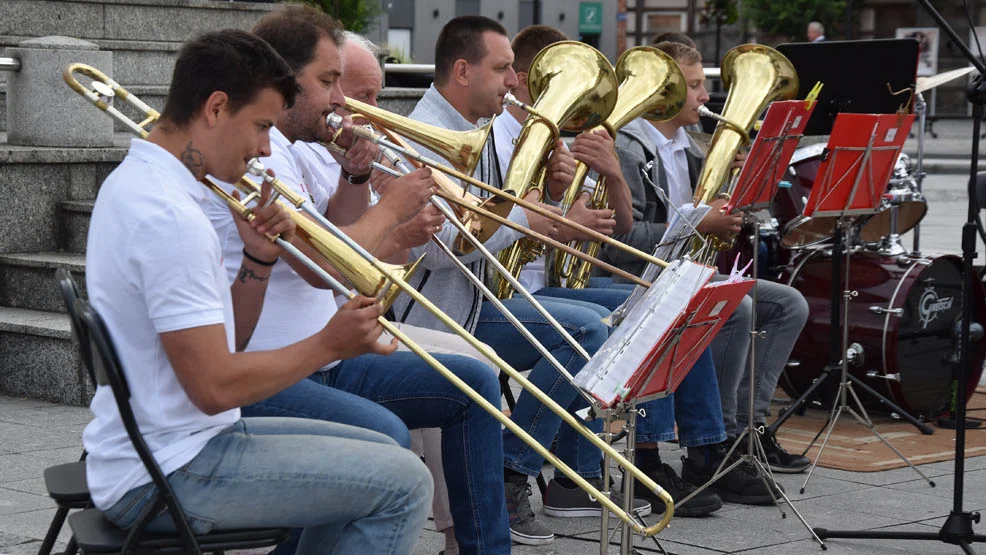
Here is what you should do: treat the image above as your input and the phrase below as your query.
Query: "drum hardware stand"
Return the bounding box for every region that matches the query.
[797,217,936,494]
[679,210,827,549]
[912,91,929,256]
[816,2,986,549]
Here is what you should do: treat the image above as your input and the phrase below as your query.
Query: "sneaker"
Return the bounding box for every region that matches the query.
[680,448,781,505]
[542,477,652,518]
[505,477,554,545]
[634,462,722,517]
[759,429,811,474]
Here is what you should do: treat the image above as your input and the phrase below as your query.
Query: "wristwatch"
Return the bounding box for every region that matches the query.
[343,169,371,185]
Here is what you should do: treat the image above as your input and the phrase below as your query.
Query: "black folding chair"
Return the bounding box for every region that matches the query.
[498,373,549,496]
[67,298,288,553]
[37,269,93,555]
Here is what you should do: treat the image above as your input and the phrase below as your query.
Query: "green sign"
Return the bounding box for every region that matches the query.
[579,2,603,35]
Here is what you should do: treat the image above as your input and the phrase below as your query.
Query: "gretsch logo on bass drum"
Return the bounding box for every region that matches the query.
[918,286,954,329]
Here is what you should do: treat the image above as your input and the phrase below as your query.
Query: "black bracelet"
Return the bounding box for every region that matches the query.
[242,248,277,267]
[342,169,372,185]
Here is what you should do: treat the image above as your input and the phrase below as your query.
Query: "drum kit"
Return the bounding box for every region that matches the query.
[724,127,986,422]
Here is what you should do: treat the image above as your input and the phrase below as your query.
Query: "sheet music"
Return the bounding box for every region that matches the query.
[576,260,714,406]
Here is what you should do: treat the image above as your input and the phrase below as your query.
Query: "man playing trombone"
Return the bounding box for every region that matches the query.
[202,6,512,554]
[81,29,432,554]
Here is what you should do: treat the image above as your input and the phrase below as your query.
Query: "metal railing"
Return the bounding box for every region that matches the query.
[384,62,721,80]
[0,57,21,72]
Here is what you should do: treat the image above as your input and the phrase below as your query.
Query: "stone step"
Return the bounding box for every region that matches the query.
[0,252,86,313]
[0,306,90,406]
[62,200,94,254]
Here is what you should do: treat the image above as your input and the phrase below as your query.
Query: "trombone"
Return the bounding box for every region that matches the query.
[64,62,676,537]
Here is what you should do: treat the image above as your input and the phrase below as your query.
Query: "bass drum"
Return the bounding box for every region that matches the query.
[781,251,986,418]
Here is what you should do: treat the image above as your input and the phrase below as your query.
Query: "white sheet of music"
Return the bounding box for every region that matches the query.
[606,204,711,327]
[577,260,714,406]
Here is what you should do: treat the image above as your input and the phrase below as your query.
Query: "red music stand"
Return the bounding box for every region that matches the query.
[783,112,935,495]
[727,100,816,214]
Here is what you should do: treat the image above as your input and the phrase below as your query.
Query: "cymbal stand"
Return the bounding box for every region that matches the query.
[798,218,936,494]
[678,210,825,548]
[912,91,928,256]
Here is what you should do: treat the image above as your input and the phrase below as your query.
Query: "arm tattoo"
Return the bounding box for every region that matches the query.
[180,141,205,177]
[237,265,269,284]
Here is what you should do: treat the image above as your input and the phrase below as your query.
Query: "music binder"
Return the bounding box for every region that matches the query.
[727,99,816,214]
[804,112,916,219]
[576,260,753,408]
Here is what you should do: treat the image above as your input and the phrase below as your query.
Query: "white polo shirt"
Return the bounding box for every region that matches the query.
[203,127,340,365]
[292,140,339,214]
[83,139,239,510]
[646,123,693,210]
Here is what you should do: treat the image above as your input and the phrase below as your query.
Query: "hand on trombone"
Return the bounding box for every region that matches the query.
[394,204,447,250]
[326,113,380,179]
[231,176,297,264]
[323,295,399,358]
[375,167,437,226]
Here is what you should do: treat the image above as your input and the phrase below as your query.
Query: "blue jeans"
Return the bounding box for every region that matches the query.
[588,276,638,291]
[102,418,431,555]
[636,348,728,447]
[242,377,411,448]
[536,284,634,313]
[475,296,610,478]
[319,351,510,555]
[711,279,809,436]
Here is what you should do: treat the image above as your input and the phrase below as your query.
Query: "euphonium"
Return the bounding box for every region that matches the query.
[691,45,798,264]
[549,46,686,289]
[342,97,516,254]
[493,41,619,299]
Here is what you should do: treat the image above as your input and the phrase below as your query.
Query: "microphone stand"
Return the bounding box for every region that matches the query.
[815,1,986,551]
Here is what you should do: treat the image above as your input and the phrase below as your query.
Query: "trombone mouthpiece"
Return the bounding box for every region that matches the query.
[325,113,344,129]
[247,158,267,178]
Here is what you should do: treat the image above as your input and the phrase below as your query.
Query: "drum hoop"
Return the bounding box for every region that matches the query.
[785,247,822,287]
[882,258,931,383]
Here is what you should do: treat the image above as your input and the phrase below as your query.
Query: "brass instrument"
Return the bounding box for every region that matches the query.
[550,46,686,289]
[493,41,619,298]
[63,63,420,312]
[691,45,798,264]
[65,63,676,536]
[342,98,515,254]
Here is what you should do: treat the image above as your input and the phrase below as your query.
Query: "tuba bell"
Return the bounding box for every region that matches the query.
[492,41,619,299]
[549,46,686,289]
[691,45,799,264]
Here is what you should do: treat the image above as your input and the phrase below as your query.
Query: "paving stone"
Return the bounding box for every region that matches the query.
[810,484,954,521]
[0,487,52,516]
[884,467,986,500]
[0,477,45,497]
[810,463,952,487]
[0,421,84,454]
[0,508,69,547]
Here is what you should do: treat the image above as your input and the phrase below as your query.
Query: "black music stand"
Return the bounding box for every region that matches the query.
[815,1,986,551]
[782,113,938,495]
[776,39,919,137]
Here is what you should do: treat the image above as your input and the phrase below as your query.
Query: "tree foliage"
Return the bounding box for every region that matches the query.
[700,0,739,28]
[741,0,851,41]
[294,0,382,33]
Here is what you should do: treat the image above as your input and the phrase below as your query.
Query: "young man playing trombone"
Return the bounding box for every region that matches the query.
[201,6,512,554]
[402,16,651,545]
[82,29,432,554]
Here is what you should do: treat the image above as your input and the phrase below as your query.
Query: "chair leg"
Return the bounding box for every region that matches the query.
[61,536,79,555]
[37,506,69,555]
[499,373,550,497]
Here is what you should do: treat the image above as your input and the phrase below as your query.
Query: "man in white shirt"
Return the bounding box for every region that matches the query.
[83,29,431,554]
[807,21,826,42]
[202,7,511,554]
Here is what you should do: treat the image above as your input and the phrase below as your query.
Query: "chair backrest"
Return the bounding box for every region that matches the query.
[75,298,202,553]
[977,171,986,212]
[56,268,96,389]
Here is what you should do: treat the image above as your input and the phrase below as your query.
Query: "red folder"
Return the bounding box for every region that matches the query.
[727,100,815,213]
[625,278,755,403]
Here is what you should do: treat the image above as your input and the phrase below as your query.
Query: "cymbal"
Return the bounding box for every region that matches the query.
[915,66,977,94]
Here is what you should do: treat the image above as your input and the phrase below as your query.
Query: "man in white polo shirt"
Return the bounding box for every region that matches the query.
[82,29,431,554]
[202,7,512,554]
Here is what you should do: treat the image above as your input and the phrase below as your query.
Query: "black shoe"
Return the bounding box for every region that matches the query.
[634,462,722,517]
[680,446,781,506]
[759,429,811,474]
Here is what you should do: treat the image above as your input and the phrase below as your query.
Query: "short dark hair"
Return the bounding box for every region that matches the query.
[652,31,696,49]
[654,41,703,66]
[434,16,508,86]
[161,29,297,126]
[511,25,568,75]
[252,4,344,73]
